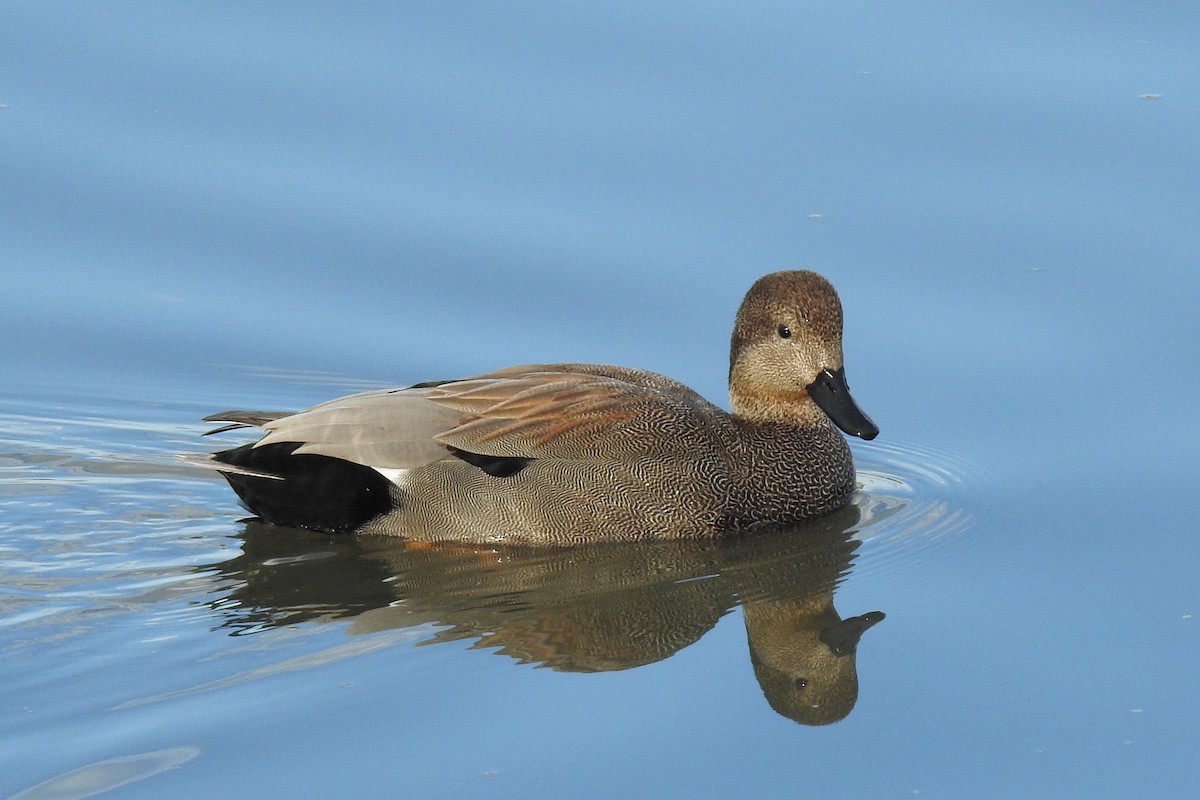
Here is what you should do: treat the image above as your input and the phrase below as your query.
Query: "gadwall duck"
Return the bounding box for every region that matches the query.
[202,270,877,544]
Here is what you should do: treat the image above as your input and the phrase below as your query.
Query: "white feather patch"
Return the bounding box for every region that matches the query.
[373,467,411,487]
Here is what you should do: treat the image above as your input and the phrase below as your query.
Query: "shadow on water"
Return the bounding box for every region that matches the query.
[205,504,883,726]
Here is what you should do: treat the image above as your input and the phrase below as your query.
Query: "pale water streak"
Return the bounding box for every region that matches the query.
[9,747,200,800]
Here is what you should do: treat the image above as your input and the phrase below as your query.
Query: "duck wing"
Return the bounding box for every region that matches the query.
[251,387,462,469]
[232,365,723,470]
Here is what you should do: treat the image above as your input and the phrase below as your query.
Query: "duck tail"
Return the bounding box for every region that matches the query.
[202,415,395,535]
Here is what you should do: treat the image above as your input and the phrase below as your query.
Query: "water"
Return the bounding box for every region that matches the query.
[3,4,1198,798]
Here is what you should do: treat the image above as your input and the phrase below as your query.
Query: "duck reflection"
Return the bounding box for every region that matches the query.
[207,504,883,725]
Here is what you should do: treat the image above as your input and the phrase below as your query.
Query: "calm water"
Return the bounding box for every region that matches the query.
[3,4,1198,799]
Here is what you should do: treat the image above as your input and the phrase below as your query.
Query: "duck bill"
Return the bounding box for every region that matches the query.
[820,611,886,656]
[806,367,879,440]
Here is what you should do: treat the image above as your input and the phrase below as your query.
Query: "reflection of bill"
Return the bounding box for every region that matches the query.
[208,504,883,726]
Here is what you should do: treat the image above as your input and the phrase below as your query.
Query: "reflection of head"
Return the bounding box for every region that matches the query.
[745,605,884,726]
[718,505,882,725]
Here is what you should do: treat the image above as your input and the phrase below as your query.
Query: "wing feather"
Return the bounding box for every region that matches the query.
[428,370,711,459]
[253,388,461,468]
[207,365,724,471]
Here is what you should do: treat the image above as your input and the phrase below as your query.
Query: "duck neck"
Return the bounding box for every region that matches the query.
[728,384,832,429]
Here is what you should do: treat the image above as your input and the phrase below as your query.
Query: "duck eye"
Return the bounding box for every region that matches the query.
[777,324,792,340]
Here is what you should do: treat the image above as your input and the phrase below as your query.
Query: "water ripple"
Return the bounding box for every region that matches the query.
[848,438,978,576]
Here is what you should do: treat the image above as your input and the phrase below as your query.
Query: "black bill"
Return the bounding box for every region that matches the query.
[806,367,879,440]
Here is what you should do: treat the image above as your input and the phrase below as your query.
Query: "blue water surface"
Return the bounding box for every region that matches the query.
[2,3,1198,799]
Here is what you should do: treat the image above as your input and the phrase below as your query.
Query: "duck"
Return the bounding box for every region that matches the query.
[201,270,878,544]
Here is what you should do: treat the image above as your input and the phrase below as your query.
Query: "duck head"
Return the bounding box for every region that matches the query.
[729,270,878,439]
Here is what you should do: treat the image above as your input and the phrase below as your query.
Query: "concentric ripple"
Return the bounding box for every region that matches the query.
[846,438,979,576]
